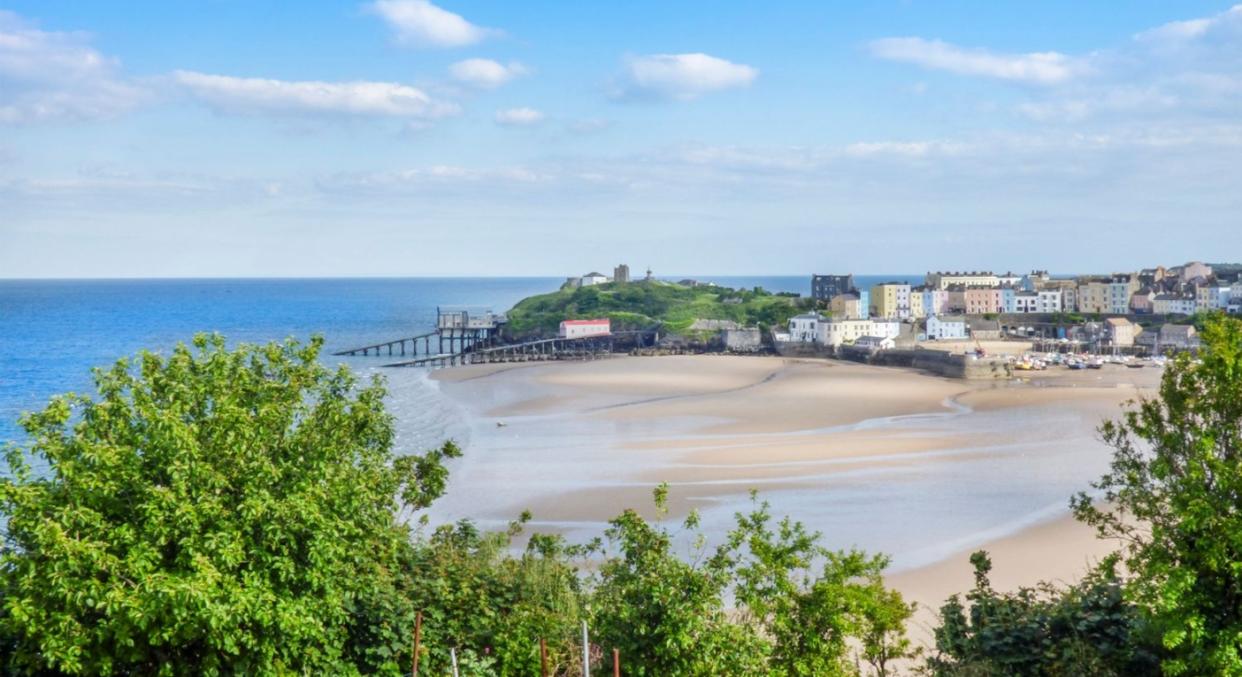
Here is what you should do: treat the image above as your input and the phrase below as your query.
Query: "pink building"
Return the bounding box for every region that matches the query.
[964,287,1003,315]
[559,319,611,338]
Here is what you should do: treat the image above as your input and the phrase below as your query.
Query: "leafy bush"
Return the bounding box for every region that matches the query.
[927,551,1159,676]
[592,486,914,676]
[403,515,592,676]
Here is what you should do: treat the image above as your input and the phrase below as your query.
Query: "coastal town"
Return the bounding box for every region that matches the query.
[539,261,1241,378]
[782,262,1237,357]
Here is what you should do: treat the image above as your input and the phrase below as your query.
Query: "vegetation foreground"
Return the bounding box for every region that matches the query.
[2,317,1241,675]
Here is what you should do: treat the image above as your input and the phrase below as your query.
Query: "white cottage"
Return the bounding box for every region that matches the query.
[788,313,825,343]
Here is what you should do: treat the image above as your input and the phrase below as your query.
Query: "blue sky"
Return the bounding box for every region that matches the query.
[2,1,1240,277]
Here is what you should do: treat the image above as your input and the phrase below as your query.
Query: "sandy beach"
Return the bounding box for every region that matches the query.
[413,353,1158,644]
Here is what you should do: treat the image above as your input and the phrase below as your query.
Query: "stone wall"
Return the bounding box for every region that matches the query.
[773,340,833,358]
[723,328,762,352]
[842,346,1012,380]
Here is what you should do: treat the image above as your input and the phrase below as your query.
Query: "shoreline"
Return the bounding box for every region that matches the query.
[418,353,1155,599]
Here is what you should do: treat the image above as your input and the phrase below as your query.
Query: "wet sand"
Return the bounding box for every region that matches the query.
[419,353,1157,634]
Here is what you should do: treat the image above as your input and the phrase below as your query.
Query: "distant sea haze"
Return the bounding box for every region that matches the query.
[0,275,915,443]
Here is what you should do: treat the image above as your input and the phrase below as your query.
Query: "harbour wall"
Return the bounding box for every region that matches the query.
[841,346,1013,380]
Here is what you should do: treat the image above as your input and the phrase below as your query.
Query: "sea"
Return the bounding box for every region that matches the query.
[0,275,915,446]
[4,274,1115,570]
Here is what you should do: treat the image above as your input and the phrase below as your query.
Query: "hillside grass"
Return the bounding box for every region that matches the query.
[504,280,810,338]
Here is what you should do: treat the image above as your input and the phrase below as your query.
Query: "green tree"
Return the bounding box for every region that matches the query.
[0,334,459,676]
[1073,314,1242,675]
[404,514,591,676]
[728,498,915,676]
[591,486,913,677]
[591,486,769,677]
[927,551,1159,676]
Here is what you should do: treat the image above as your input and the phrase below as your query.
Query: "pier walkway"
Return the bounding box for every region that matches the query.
[381,329,657,368]
[333,306,658,369]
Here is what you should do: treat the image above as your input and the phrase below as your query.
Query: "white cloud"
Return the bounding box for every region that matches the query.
[0,10,147,123]
[618,53,758,101]
[172,70,459,119]
[1136,4,1242,42]
[998,6,1242,125]
[449,58,527,88]
[494,107,544,126]
[366,0,495,48]
[869,37,1080,85]
[844,140,966,158]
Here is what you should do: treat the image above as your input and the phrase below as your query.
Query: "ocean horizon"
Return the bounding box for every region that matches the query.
[0,275,921,444]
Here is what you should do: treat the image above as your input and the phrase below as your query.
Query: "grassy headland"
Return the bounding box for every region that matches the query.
[503,279,812,339]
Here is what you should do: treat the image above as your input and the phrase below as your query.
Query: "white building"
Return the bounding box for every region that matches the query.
[817,318,900,348]
[559,318,611,338]
[925,315,967,340]
[580,272,609,286]
[1013,291,1039,313]
[788,313,825,343]
[1230,281,1242,314]
[925,271,1000,290]
[855,335,896,351]
[1107,276,1138,315]
[1037,289,1063,313]
[1153,294,1197,316]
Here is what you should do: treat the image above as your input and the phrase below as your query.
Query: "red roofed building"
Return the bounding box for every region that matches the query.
[559,319,611,339]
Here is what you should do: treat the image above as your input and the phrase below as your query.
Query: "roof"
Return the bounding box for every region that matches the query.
[827,317,881,325]
[791,312,826,321]
[561,319,610,326]
[1105,318,1133,327]
[583,272,607,277]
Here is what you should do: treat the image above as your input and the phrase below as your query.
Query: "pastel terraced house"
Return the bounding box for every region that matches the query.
[964,287,1003,315]
[921,288,950,316]
[870,282,912,319]
[908,287,926,319]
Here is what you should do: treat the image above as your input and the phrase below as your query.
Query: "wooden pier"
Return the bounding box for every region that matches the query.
[380,330,656,368]
[333,306,659,370]
[332,331,438,357]
[333,307,504,358]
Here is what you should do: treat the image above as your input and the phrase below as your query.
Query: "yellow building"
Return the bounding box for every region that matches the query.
[908,289,926,319]
[1077,279,1109,314]
[870,282,911,319]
